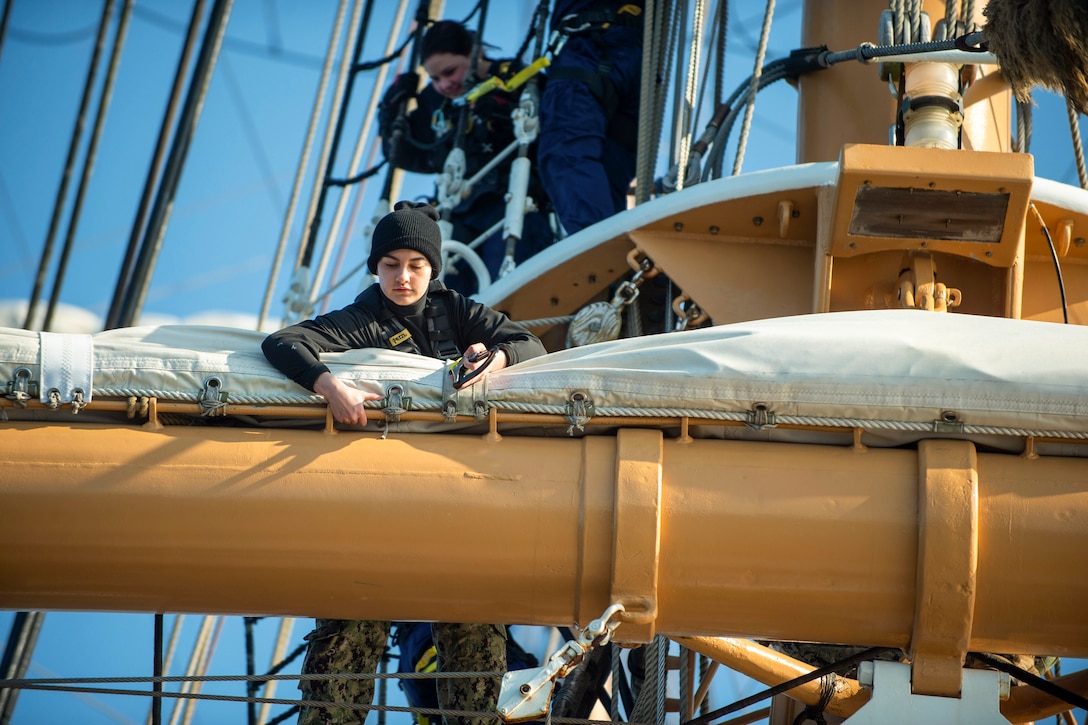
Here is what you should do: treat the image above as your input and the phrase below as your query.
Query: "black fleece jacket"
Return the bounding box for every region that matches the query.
[262,281,546,392]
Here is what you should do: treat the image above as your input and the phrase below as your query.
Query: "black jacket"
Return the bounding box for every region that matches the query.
[379,59,547,206]
[262,280,546,391]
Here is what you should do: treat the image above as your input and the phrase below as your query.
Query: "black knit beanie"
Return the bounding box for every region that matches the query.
[368,201,443,279]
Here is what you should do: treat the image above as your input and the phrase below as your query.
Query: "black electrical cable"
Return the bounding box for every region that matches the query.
[327,159,387,187]
[684,646,898,725]
[106,0,205,330]
[967,652,1088,713]
[1031,203,1070,324]
[298,0,378,270]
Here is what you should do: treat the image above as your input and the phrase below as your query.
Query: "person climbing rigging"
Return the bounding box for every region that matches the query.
[262,201,547,725]
[538,1,644,235]
[379,20,555,294]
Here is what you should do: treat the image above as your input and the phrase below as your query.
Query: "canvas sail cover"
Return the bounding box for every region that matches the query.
[2,310,1088,448]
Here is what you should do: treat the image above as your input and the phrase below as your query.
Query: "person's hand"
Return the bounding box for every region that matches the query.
[381,71,419,110]
[313,372,384,425]
[456,344,507,388]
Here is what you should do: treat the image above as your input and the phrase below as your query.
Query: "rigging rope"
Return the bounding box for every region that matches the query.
[309,0,415,312]
[674,0,706,191]
[44,0,132,334]
[1013,98,1031,154]
[628,636,667,724]
[24,0,116,331]
[1066,98,1087,189]
[634,0,662,204]
[0,672,664,725]
[731,0,775,176]
[259,0,351,331]
[291,0,367,281]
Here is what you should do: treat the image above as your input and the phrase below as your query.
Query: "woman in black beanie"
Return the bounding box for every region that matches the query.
[264,200,545,426]
[262,200,546,725]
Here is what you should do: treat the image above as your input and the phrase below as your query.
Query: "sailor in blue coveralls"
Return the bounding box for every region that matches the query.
[538,1,644,235]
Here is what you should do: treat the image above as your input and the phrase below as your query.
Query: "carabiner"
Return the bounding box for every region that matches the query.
[449,348,497,390]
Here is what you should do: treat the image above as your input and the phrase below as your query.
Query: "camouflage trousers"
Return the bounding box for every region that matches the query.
[298,619,507,725]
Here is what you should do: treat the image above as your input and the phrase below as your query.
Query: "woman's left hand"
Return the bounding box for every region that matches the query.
[457,343,507,387]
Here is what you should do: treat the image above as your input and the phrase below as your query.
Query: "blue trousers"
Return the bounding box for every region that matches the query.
[538,28,642,235]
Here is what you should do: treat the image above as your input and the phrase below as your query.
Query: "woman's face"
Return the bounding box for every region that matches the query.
[377,248,432,305]
[423,52,471,99]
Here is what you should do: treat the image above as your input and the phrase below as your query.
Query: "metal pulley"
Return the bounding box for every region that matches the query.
[566,251,659,347]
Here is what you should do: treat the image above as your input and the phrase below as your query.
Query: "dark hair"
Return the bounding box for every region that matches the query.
[421,20,475,61]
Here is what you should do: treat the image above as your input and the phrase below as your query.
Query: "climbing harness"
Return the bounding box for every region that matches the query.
[546,3,645,58]
[452,57,551,107]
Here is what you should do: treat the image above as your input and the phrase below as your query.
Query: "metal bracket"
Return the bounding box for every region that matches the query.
[846,661,1008,724]
[746,403,777,430]
[564,391,595,435]
[497,603,626,723]
[382,384,410,423]
[932,410,965,433]
[4,367,37,407]
[198,376,228,417]
[909,440,979,697]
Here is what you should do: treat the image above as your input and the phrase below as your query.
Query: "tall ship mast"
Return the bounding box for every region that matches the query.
[2,1,1088,723]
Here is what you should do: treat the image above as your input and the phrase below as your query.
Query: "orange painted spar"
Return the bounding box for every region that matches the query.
[1,423,1087,658]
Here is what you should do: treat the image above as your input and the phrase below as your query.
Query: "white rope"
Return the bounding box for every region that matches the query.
[76,387,1088,441]
[258,0,351,330]
[310,0,414,309]
[279,0,366,327]
[256,617,296,725]
[675,0,707,191]
[731,0,775,175]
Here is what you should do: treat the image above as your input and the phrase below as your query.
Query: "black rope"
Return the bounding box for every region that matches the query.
[514,0,550,61]
[355,34,414,72]
[790,672,836,725]
[327,159,388,187]
[683,647,898,725]
[267,643,308,677]
[967,653,1088,713]
[1032,203,1070,324]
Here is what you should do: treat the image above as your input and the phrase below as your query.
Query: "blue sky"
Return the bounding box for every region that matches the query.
[0,0,815,332]
[1,1,1083,332]
[2,1,1087,723]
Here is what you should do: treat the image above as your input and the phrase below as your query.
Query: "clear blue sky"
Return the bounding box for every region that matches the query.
[1,1,1082,331]
[2,1,1086,723]
[0,0,817,333]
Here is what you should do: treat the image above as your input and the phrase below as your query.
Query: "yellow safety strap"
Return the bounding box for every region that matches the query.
[455,56,550,106]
